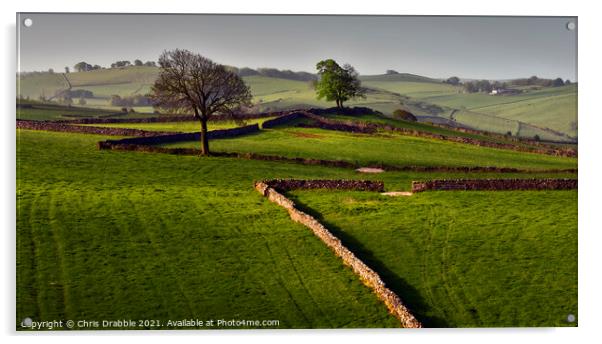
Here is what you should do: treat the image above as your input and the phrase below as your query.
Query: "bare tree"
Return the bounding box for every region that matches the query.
[151,49,252,155]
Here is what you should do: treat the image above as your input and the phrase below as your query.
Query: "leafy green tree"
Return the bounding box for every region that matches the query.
[314,59,365,108]
[134,59,143,66]
[392,109,417,122]
[445,76,460,85]
[74,61,92,72]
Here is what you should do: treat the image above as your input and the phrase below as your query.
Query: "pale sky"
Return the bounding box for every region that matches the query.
[17,14,577,81]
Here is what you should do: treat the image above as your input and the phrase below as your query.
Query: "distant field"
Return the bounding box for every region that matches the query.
[18,67,578,140]
[161,127,577,171]
[287,189,577,327]
[360,77,577,140]
[361,80,459,99]
[327,113,561,149]
[17,103,157,121]
[472,93,577,137]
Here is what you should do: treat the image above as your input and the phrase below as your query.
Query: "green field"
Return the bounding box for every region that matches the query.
[18,129,412,329]
[16,84,578,329]
[286,189,577,327]
[16,101,157,121]
[361,77,577,140]
[77,117,276,132]
[161,127,577,171]
[326,113,574,149]
[16,118,578,328]
[18,67,577,140]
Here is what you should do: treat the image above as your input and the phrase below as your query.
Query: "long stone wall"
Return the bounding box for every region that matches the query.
[411,178,578,192]
[16,119,177,137]
[94,123,259,147]
[261,112,305,128]
[254,181,421,328]
[50,111,285,124]
[260,179,384,192]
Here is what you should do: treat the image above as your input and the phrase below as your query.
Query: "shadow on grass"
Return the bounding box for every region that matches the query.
[288,194,450,328]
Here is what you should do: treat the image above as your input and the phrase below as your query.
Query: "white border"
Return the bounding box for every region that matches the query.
[2,1,600,343]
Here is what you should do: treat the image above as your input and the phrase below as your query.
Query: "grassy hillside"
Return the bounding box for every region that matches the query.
[17,126,577,328]
[362,79,577,139]
[359,73,442,83]
[287,189,577,327]
[161,127,577,171]
[16,102,156,121]
[18,129,412,329]
[18,67,577,140]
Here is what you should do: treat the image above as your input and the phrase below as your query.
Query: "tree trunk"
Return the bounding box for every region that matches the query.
[200,117,209,156]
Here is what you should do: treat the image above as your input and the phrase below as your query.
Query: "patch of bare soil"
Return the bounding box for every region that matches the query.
[381,191,413,197]
[356,167,385,173]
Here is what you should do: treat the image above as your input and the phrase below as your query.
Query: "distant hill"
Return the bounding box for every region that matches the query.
[17,66,577,141]
[359,73,442,83]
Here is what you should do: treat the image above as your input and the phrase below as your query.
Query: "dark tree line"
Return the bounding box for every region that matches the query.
[443,75,571,94]
[231,67,316,81]
[110,94,153,107]
[511,76,569,87]
[74,62,102,72]
[70,60,158,72]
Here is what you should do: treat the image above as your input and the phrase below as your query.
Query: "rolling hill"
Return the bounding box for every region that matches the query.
[17,66,577,141]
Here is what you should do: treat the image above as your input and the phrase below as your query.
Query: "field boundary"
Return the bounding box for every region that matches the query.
[261,112,306,128]
[16,119,178,137]
[47,111,287,124]
[262,179,384,192]
[254,180,421,328]
[95,142,577,174]
[96,124,260,146]
[411,178,578,192]
[298,111,577,157]
[17,119,261,142]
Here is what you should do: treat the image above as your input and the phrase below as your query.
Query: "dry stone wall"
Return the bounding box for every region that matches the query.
[254,181,422,328]
[260,112,305,128]
[50,111,284,124]
[16,119,177,137]
[94,123,259,146]
[261,179,385,192]
[411,178,578,192]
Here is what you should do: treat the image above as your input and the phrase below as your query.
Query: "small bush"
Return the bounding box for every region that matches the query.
[392,109,417,122]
